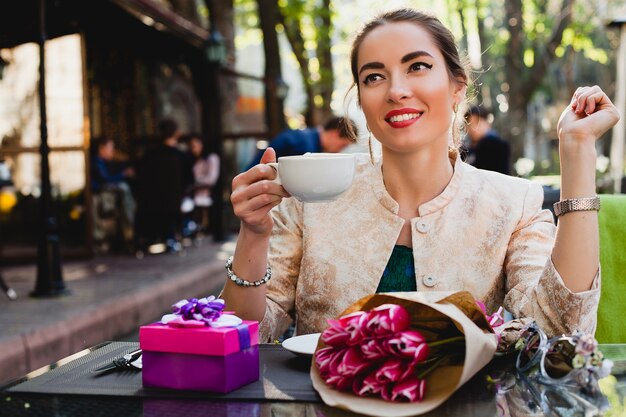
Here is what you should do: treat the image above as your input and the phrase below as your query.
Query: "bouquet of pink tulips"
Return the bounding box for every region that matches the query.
[315,303,470,402]
[311,291,499,417]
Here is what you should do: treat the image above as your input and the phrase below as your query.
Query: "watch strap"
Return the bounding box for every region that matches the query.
[553,196,600,217]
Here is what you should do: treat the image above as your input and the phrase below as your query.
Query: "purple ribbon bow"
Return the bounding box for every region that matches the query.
[171,296,226,325]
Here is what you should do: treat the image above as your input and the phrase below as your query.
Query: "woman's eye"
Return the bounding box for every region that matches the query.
[409,62,433,72]
[363,73,383,85]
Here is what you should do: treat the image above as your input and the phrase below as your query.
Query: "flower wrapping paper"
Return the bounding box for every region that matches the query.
[310,291,498,417]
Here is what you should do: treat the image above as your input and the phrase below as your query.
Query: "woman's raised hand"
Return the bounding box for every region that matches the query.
[557,85,620,146]
[231,148,290,236]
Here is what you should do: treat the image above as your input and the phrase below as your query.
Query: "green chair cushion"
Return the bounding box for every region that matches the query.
[596,194,626,343]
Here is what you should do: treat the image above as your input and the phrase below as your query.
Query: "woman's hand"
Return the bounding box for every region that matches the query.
[557,85,620,147]
[230,148,290,236]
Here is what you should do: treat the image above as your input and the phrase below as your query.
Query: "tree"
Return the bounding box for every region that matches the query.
[453,0,615,164]
[279,0,335,126]
[257,0,288,136]
[234,0,338,127]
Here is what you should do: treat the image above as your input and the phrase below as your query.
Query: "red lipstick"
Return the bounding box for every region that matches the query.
[384,108,423,128]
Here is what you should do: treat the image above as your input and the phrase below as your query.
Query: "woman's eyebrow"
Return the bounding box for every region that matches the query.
[358,61,384,75]
[358,50,434,75]
[401,50,434,63]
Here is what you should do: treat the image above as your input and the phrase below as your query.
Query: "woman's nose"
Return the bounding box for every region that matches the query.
[387,78,412,102]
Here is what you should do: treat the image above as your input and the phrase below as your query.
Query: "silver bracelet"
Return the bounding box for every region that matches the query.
[553,196,600,217]
[225,256,271,287]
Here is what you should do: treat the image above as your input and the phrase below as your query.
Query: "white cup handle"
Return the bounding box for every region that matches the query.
[265,162,281,185]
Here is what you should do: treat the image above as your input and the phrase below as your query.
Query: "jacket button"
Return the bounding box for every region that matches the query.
[422,276,437,287]
[415,221,429,233]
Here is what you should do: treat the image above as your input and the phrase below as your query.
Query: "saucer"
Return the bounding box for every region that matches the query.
[282,333,321,357]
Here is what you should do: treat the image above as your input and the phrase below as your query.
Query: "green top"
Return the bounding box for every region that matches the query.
[376,245,417,293]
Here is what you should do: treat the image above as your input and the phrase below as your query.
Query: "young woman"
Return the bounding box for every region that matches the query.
[222,9,619,341]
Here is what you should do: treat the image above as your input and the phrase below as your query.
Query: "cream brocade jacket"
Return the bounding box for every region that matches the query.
[259,153,600,341]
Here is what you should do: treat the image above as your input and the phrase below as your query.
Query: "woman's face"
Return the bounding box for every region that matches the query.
[356,22,464,154]
[190,137,203,157]
[99,141,115,160]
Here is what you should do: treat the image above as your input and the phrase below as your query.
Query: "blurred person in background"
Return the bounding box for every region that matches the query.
[90,136,136,243]
[135,119,194,252]
[245,116,358,170]
[462,105,510,175]
[181,133,220,235]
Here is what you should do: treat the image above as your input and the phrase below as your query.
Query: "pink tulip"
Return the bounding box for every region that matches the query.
[337,346,371,377]
[365,304,410,336]
[314,346,336,376]
[322,311,368,346]
[354,371,387,397]
[326,374,355,391]
[327,347,349,377]
[386,330,429,363]
[391,377,426,402]
[380,382,393,401]
[374,358,406,383]
[319,348,355,390]
[339,311,369,345]
[322,319,351,347]
[361,337,388,360]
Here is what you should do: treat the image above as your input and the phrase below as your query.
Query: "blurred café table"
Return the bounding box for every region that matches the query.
[1,342,625,417]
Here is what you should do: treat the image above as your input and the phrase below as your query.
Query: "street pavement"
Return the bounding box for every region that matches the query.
[0,236,235,385]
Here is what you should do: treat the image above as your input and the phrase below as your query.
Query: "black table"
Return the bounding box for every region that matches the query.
[1,342,625,417]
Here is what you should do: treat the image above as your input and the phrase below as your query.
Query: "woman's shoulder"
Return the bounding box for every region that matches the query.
[460,162,544,204]
[462,162,535,189]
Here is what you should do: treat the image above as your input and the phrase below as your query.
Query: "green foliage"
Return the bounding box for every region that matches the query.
[234,0,262,47]
[454,0,612,73]
[234,0,259,29]
[278,0,337,122]
[448,0,616,160]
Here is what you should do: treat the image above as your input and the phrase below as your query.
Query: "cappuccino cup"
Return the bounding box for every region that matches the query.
[267,153,355,202]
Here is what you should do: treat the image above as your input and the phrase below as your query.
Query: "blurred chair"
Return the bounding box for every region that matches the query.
[0,273,17,300]
[595,194,626,343]
[92,187,127,253]
[541,185,560,222]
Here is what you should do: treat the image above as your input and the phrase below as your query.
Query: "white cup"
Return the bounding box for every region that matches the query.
[267,153,355,202]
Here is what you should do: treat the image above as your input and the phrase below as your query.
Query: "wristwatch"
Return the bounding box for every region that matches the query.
[553,196,600,217]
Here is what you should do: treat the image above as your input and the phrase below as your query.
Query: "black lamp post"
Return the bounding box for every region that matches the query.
[206,25,227,242]
[31,0,68,298]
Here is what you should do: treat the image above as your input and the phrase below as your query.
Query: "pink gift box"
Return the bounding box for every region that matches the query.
[139,320,260,393]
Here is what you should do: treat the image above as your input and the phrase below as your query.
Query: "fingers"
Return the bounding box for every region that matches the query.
[260,147,277,164]
[561,85,620,140]
[233,148,280,188]
[233,163,278,190]
[230,147,289,230]
[232,192,283,225]
[570,86,614,116]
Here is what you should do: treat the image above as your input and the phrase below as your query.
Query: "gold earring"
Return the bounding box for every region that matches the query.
[451,104,460,148]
